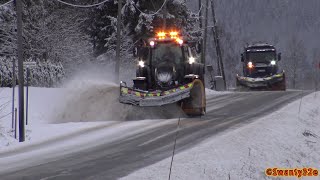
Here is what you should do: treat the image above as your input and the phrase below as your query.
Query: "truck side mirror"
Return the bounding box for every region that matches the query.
[278,53,281,61]
[206,65,214,72]
[133,46,138,57]
[241,53,244,62]
[196,41,202,54]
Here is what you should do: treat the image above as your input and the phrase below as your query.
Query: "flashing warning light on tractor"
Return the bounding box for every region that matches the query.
[157,32,166,39]
[169,31,178,38]
[247,61,254,69]
[154,31,184,45]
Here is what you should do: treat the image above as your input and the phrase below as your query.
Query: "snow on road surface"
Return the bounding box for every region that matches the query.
[121,92,320,180]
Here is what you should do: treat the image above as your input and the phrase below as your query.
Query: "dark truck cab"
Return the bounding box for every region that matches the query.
[236,43,286,91]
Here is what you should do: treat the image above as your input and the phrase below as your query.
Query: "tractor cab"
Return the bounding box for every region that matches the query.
[134,31,201,91]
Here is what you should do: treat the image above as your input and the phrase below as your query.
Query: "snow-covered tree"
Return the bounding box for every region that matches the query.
[86,0,200,57]
[0,1,16,57]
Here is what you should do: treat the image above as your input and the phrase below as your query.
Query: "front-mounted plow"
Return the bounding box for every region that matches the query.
[119,79,206,115]
[236,71,286,91]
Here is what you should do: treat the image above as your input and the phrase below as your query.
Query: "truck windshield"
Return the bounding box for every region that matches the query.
[246,51,276,63]
[152,43,183,65]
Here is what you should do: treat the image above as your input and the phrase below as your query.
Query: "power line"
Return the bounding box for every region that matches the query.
[54,0,110,8]
[0,0,13,8]
[130,0,167,16]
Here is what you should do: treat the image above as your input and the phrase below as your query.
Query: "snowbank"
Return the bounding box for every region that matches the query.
[205,88,232,96]
[122,92,320,180]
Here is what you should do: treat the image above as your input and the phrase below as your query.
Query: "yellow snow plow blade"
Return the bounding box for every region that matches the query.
[119,82,194,106]
[119,79,206,115]
[236,72,286,91]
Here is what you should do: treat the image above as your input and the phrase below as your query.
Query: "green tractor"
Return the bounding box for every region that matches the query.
[119,31,206,115]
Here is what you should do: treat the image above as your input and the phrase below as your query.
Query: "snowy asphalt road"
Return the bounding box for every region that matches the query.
[0,91,308,180]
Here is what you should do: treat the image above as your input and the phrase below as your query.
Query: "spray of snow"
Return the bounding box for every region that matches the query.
[51,64,182,123]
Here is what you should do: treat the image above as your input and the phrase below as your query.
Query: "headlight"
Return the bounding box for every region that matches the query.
[247,61,253,68]
[270,60,276,65]
[150,41,155,47]
[138,60,145,68]
[189,57,195,64]
[176,38,183,45]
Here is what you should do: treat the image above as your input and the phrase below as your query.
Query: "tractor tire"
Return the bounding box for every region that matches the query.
[181,79,206,116]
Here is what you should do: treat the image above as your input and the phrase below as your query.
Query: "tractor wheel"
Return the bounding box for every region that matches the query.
[181,79,206,116]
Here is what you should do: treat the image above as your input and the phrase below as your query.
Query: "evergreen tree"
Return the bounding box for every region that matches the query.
[86,0,200,56]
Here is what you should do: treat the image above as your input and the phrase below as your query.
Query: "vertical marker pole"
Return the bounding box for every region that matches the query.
[11,58,16,130]
[26,67,29,125]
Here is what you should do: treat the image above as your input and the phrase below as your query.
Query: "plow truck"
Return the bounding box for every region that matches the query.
[236,43,286,91]
[119,31,206,116]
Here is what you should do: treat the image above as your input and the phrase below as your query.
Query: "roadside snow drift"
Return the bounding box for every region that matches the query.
[121,92,320,180]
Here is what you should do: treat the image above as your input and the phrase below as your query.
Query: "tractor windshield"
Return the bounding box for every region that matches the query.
[152,43,183,65]
[246,51,276,63]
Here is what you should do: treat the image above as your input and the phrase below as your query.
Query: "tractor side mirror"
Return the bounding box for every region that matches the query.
[241,53,244,62]
[133,46,138,58]
[196,41,202,54]
[278,53,282,61]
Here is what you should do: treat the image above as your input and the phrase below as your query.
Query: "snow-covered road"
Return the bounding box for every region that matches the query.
[0,85,310,180]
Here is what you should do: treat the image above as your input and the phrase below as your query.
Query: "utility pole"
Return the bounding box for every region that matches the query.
[198,0,202,28]
[16,0,25,142]
[115,0,122,83]
[210,0,226,90]
[201,0,209,65]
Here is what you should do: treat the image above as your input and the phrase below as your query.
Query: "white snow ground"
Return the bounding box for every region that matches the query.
[121,92,320,180]
[0,80,228,173]
[1,85,318,180]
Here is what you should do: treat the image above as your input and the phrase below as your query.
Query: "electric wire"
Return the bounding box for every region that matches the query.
[0,0,14,8]
[54,0,110,8]
[130,0,167,16]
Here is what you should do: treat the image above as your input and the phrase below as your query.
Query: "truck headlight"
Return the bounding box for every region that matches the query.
[138,60,145,68]
[270,60,276,65]
[189,57,195,64]
[247,61,253,68]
